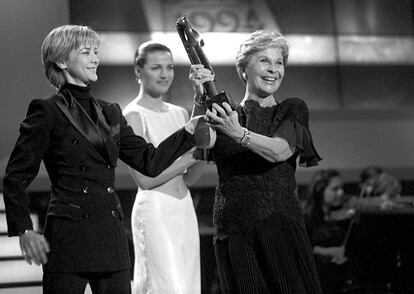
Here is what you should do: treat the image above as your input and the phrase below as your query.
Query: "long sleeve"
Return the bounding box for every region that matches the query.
[115,105,195,177]
[3,99,51,236]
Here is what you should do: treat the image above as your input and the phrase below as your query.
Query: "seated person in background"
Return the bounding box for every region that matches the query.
[354,166,402,209]
[371,172,402,199]
[303,169,358,294]
[359,166,384,197]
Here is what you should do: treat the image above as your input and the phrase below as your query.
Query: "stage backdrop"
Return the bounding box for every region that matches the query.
[1,0,414,191]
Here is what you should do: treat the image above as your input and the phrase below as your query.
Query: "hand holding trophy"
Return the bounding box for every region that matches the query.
[176,15,235,154]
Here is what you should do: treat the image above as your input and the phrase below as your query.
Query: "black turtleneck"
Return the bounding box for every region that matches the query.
[61,83,97,123]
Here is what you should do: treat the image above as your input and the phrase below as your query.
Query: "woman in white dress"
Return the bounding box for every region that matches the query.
[123,42,202,294]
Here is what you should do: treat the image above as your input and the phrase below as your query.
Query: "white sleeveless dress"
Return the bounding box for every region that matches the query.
[125,103,201,294]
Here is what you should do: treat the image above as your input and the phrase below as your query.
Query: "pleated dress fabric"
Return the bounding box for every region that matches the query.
[211,98,323,294]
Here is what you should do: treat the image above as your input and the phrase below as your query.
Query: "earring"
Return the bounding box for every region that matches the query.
[56,62,66,70]
[242,72,247,80]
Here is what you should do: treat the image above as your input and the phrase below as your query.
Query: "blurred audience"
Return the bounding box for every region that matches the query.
[355,166,402,209]
[359,166,384,197]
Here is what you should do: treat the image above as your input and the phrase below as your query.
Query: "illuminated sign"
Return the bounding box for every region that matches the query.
[141,0,280,32]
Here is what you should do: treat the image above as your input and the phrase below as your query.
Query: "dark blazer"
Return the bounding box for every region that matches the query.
[3,88,194,272]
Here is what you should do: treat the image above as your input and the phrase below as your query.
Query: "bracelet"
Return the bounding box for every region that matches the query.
[194,100,203,108]
[194,94,207,107]
[19,229,32,236]
[240,128,252,146]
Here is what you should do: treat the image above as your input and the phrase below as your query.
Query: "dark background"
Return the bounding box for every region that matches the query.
[1,0,414,189]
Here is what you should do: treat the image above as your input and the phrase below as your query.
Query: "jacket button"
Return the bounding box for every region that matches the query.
[107,165,111,169]
[82,187,89,194]
[107,187,114,193]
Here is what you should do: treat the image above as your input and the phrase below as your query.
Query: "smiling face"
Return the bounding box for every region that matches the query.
[137,50,174,98]
[60,43,99,86]
[244,47,285,99]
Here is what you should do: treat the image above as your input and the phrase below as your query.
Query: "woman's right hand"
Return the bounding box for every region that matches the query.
[180,147,199,163]
[19,230,50,265]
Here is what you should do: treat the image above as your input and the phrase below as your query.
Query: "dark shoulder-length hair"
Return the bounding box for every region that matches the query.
[303,169,341,227]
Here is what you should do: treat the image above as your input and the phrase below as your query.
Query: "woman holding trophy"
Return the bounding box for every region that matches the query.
[188,29,323,293]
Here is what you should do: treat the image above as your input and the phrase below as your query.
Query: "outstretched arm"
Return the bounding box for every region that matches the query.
[127,150,197,190]
[124,111,198,189]
[117,105,195,177]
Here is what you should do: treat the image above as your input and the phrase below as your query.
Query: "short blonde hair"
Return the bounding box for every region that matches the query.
[235,30,289,84]
[41,25,100,89]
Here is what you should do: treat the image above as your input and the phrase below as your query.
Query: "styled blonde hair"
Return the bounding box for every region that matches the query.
[235,30,289,84]
[41,25,100,89]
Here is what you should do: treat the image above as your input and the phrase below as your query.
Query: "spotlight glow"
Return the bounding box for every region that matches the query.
[98,32,414,66]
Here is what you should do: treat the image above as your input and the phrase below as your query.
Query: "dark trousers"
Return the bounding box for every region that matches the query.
[42,269,131,294]
[214,216,323,294]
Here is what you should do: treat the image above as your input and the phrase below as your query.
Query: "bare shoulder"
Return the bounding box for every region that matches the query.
[122,98,142,116]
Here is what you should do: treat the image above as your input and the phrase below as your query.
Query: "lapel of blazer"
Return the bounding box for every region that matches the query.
[55,90,111,164]
[94,100,120,167]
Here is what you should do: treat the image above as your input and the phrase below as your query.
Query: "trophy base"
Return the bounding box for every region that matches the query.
[194,117,211,148]
[206,91,235,110]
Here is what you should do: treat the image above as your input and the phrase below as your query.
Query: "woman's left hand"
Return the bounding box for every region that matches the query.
[205,102,244,140]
